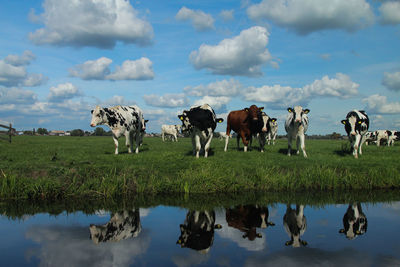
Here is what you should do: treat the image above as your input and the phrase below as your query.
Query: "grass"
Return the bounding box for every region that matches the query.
[0,135,400,200]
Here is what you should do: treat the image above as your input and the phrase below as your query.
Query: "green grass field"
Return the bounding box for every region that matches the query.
[0,135,399,200]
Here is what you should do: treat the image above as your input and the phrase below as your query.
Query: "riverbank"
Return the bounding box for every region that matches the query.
[1,136,400,200]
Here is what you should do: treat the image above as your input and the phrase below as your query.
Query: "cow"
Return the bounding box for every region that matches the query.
[339,203,368,240]
[224,105,265,152]
[267,119,278,145]
[285,106,310,157]
[161,124,181,142]
[226,205,275,241]
[178,104,224,158]
[90,105,145,154]
[388,130,400,146]
[283,204,307,247]
[364,131,377,146]
[177,210,222,253]
[250,112,277,152]
[140,119,149,146]
[89,209,141,244]
[341,110,369,158]
[375,130,390,147]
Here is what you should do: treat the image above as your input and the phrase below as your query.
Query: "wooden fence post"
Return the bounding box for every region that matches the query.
[9,123,12,143]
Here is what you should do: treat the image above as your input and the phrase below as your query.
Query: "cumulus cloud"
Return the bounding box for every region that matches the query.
[48,83,81,102]
[190,26,272,76]
[193,96,231,113]
[220,10,234,22]
[247,0,374,35]
[184,79,242,97]
[362,94,400,114]
[244,73,359,109]
[29,0,153,49]
[106,58,154,80]
[0,87,37,104]
[69,57,112,80]
[143,93,189,108]
[0,51,46,87]
[70,57,154,81]
[175,6,215,31]
[99,95,137,107]
[382,71,400,92]
[379,1,400,25]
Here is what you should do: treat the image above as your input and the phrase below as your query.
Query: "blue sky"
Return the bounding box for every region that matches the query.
[0,0,399,135]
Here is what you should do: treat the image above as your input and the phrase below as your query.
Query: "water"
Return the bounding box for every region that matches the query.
[1,195,400,266]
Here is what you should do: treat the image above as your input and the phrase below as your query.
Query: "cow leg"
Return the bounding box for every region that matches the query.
[353,134,361,158]
[287,135,292,156]
[376,137,380,147]
[125,132,133,154]
[296,136,300,155]
[204,133,213,158]
[162,132,165,142]
[359,135,367,155]
[259,134,265,152]
[112,135,119,155]
[237,135,241,151]
[193,135,201,158]
[299,134,307,158]
[134,132,140,154]
[224,135,230,152]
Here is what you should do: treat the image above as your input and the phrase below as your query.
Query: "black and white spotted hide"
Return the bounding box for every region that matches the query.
[341,110,369,158]
[285,106,310,158]
[89,209,141,244]
[250,112,277,152]
[90,105,144,154]
[283,204,307,247]
[226,205,275,241]
[178,104,223,158]
[339,203,368,240]
[177,210,222,253]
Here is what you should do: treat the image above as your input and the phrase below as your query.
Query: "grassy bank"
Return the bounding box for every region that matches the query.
[0,135,400,199]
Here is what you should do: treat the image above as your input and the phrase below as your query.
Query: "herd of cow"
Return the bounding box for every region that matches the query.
[90,103,399,159]
[89,203,367,250]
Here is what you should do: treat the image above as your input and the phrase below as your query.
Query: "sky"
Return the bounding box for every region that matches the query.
[0,0,400,135]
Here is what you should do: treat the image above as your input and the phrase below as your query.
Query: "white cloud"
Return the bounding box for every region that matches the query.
[106,58,154,80]
[0,87,37,104]
[176,6,215,31]
[4,50,35,66]
[29,0,153,48]
[48,83,81,102]
[69,57,112,80]
[379,1,400,25]
[382,71,400,92]
[143,93,189,108]
[220,10,234,22]
[184,79,242,97]
[193,96,231,113]
[247,0,374,35]
[244,73,359,109]
[189,26,272,76]
[362,94,400,114]
[100,95,137,107]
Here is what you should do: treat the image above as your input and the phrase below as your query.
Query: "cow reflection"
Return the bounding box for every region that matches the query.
[226,205,275,241]
[339,203,368,240]
[177,210,221,253]
[90,209,141,244]
[283,204,307,247]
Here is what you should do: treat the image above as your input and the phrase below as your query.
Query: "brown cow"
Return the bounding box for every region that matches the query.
[224,105,264,152]
[226,205,275,241]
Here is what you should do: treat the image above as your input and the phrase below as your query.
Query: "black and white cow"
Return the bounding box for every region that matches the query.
[283,204,307,247]
[267,119,278,145]
[161,124,181,142]
[364,131,377,146]
[90,105,145,154]
[178,104,224,158]
[285,106,310,157]
[177,210,222,253]
[226,205,275,241]
[90,209,141,244]
[388,130,400,146]
[250,112,277,152]
[339,203,368,240]
[341,110,369,158]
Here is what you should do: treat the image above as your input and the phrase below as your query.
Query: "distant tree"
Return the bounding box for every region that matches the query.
[93,127,106,136]
[70,129,84,136]
[330,132,342,139]
[23,130,33,135]
[37,128,48,135]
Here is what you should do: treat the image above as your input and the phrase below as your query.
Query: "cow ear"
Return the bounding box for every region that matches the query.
[217,118,224,123]
[358,121,362,124]
[301,240,308,246]
[285,241,293,246]
[304,109,310,114]
[287,108,293,113]
[341,120,347,125]
[259,107,264,111]
[178,115,184,121]
[145,120,149,123]
[244,108,249,112]
[271,118,277,122]
[91,110,93,114]
[339,229,345,233]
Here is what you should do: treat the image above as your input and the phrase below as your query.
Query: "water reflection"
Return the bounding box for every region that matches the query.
[225,205,275,241]
[283,204,308,247]
[177,210,222,253]
[339,203,368,240]
[89,209,141,244]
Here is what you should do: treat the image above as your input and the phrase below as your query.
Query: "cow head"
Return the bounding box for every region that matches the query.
[142,119,149,132]
[260,112,270,133]
[288,106,310,125]
[178,111,191,133]
[245,105,264,122]
[90,106,106,127]
[395,131,400,141]
[341,110,368,136]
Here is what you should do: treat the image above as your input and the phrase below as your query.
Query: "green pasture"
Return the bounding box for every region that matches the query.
[0,135,399,200]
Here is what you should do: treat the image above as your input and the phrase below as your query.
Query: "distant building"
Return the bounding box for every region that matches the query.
[49,130,66,136]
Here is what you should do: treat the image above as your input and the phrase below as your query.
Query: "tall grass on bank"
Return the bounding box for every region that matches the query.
[0,135,400,199]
